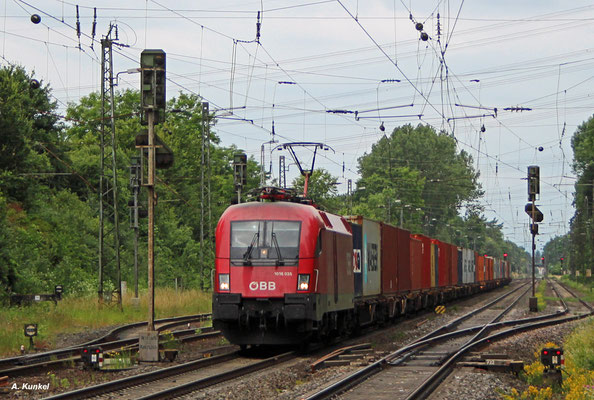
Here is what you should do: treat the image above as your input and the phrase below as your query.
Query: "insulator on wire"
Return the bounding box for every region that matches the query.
[76,6,81,39]
[421,32,429,41]
[30,14,41,24]
[256,11,261,42]
[91,8,97,40]
[415,22,423,31]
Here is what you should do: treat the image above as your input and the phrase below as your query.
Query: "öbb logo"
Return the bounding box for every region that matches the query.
[249,281,276,291]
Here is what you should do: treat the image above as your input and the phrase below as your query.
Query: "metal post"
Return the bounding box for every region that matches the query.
[147,109,155,332]
[532,197,536,297]
[98,27,122,308]
[279,155,286,188]
[529,196,538,311]
[129,158,140,299]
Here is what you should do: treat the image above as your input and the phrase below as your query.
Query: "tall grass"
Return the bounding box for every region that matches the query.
[560,275,594,302]
[0,288,211,356]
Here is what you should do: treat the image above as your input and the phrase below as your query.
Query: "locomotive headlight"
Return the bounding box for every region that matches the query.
[297,274,310,291]
[219,274,230,291]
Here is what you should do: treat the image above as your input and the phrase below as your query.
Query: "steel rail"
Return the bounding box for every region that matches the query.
[41,347,239,400]
[0,328,220,378]
[405,309,594,400]
[301,284,570,400]
[133,351,296,400]
[411,281,528,346]
[0,313,211,370]
[0,313,211,367]
[554,279,594,312]
[403,279,584,399]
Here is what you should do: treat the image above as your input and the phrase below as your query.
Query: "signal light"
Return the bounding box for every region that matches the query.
[233,153,248,189]
[527,165,540,200]
[140,49,166,124]
[541,347,563,370]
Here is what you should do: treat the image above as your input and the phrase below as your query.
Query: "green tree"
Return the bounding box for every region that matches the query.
[568,115,594,275]
[0,66,64,205]
[356,124,481,234]
[292,168,341,212]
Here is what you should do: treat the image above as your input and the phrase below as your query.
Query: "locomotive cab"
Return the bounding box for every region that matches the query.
[212,198,354,346]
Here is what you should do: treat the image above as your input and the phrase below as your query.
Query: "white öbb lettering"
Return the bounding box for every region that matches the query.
[249,281,276,291]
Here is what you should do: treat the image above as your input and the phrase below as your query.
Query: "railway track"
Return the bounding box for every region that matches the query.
[41,349,295,400]
[0,313,214,378]
[44,284,526,400]
[300,280,592,400]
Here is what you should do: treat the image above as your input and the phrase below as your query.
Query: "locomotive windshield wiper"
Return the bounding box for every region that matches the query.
[243,232,259,265]
[271,232,284,266]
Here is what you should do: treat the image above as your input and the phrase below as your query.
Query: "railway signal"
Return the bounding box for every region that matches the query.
[23,324,37,350]
[527,165,541,312]
[139,49,167,362]
[524,203,544,222]
[81,347,103,370]
[140,49,166,124]
[135,131,174,169]
[233,153,247,203]
[527,165,540,201]
[541,347,564,385]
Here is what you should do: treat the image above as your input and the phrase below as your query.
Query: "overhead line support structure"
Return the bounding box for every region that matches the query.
[98,25,122,309]
[200,102,212,290]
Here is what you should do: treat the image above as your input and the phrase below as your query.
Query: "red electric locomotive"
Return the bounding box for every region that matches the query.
[212,189,354,346]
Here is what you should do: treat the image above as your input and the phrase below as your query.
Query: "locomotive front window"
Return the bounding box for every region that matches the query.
[230,220,301,265]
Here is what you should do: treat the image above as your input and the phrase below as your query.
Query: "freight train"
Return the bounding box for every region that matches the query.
[212,187,511,347]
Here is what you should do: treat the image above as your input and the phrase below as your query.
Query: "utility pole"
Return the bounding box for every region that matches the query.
[98,24,122,309]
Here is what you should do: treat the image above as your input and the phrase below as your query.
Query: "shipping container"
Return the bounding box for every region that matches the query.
[457,247,464,285]
[437,240,450,287]
[450,244,459,286]
[486,256,493,281]
[380,223,398,294]
[476,252,484,283]
[347,216,381,297]
[397,228,412,292]
[411,234,432,289]
[351,223,363,297]
[410,237,423,290]
[462,248,475,284]
[431,239,439,287]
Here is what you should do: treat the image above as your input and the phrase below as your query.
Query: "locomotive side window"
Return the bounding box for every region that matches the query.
[315,230,323,257]
[230,220,301,265]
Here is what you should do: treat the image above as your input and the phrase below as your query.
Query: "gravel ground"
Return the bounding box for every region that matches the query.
[7,281,589,400]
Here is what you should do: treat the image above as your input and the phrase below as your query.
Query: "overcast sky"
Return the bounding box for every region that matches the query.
[2,0,594,252]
